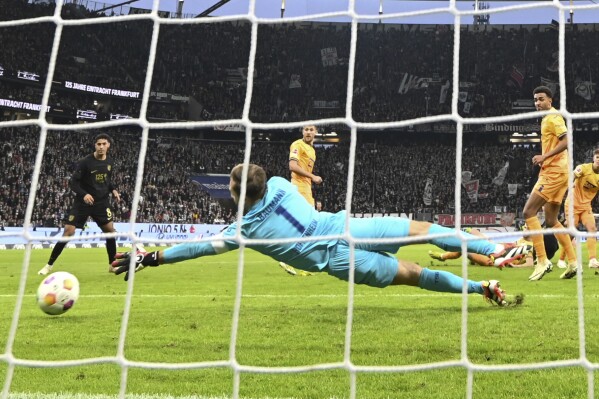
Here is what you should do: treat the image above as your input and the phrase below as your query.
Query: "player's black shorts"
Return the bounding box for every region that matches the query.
[65,198,114,228]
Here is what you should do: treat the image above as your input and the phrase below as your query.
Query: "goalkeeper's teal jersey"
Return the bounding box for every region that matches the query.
[163,176,346,271]
[221,176,345,271]
[161,175,499,286]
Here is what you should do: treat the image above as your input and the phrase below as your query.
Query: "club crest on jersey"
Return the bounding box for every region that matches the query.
[107,165,111,171]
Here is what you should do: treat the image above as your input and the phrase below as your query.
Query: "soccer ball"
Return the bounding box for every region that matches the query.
[36,272,80,315]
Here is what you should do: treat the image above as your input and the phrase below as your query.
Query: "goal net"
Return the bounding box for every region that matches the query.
[2,1,599,398]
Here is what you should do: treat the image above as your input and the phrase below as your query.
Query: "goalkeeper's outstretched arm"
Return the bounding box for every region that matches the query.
[112,234,237,280]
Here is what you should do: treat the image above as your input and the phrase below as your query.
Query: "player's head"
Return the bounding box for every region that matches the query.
[93,133,112,156]
[229,163,267,210]
[315,200,322,211]
[302,125,318,145]
[533,86,553,111]
[593,148,599,168]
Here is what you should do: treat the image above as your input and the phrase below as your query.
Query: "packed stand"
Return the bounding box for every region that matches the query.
[2,126,598,228]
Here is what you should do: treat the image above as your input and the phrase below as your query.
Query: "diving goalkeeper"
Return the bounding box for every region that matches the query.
[113,164,532,306]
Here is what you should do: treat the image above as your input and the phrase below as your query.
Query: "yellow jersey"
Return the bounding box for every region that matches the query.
[539,107,568,176]
[289,138,316,189]
[567,163,599,211]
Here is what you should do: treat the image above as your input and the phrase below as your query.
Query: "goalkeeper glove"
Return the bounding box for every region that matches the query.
[111,249,160,281]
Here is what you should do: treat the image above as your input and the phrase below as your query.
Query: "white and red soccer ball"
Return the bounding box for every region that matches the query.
[36,272,80,315]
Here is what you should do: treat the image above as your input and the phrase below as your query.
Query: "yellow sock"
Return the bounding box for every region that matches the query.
[552,221,576,263]
[588,237,596,260]
[526,216,546,262]
[559,244,566,261]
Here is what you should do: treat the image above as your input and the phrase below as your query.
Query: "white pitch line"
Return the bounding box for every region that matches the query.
[5,393,312,399]
[6,394,306,399]
[0,293,584,299]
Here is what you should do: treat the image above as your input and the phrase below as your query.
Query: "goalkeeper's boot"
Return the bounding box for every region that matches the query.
[38,264,53,276]
[559,262,578,279]
[557,259,567,269]
[589,258,599,269]
[491,243,532,268]
[481,280,507,306]
[428,250,446,261]
[528,258,552,281]
[278,262,298,276]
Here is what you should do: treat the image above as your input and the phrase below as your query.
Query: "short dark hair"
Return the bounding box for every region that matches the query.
[533,86,553,99]
[594,148,599,157]
[94,133,113,144]
[230,163,267,202]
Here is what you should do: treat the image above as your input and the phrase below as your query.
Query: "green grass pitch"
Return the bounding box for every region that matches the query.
[2,245,599,399]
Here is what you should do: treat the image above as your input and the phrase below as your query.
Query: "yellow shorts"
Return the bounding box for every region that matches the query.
[297,187,314,206]
[564,204,595,228]
[531,173,568,204]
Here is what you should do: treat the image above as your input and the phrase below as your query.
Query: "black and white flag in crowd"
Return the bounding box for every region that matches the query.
[575,81,594,101]
[289,74,302,89]
[320,47,338,67]
[398,73,430,94]
[439,80,450,104]
[492,161,510,186]
[423,178,433,206]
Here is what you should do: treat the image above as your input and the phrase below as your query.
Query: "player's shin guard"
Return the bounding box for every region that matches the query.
[418,268,481,294]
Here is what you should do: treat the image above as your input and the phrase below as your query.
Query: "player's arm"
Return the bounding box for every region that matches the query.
[545,134,568,158]
[112,231,239,280]
[290,160,323,184]
[108,165,121,202]
[573,164,584,180]
[533,135,568,166]
[289,159,317,180]
[70,159,94,204]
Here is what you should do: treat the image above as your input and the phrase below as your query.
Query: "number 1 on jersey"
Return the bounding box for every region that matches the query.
[275,206,305,233]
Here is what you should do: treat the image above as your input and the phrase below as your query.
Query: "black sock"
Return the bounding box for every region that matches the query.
[48,242,67,265]
[106,238,116,264]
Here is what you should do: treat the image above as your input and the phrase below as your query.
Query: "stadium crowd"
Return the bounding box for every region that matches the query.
[1,126,598,228]
[1,2,599,228]
[1,1,599,123]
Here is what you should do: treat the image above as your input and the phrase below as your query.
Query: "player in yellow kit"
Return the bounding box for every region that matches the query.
[525,86,578,281]
[289,125,322,205]
[278,125,323,276]
[558,149,599,268]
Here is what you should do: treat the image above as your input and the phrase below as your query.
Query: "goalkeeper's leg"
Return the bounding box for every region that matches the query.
[393,259,521,306]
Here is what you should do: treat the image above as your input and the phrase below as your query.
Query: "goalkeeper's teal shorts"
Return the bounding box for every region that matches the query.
[324,244,398,288]
[322,217,411,287]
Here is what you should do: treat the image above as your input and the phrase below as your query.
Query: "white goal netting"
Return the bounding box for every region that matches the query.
[2,0,599,398]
